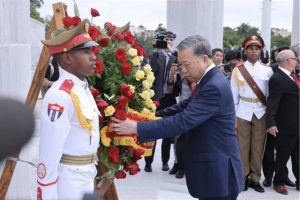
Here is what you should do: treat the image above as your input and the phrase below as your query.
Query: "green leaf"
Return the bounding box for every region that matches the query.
[73,0,80,17]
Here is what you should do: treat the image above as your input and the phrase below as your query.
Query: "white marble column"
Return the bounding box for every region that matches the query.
[291,0,300,46]
[261,0,272,52]
[167,0,224,49]
[0,0,31,101]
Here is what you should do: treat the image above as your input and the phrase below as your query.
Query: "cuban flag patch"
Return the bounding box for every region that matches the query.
[48,103,64,122]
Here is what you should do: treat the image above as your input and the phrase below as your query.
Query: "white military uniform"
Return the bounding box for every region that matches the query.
[37,68,100,199]
[231,60,273,121]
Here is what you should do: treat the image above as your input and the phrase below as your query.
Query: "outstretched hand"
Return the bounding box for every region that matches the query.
[110,117,138,135]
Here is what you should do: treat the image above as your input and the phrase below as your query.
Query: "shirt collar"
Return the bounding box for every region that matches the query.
[162,50,172,57]
[278,66,293,78]
[59,68,88,89]
[197,63,216,84]
[245,60,260,66]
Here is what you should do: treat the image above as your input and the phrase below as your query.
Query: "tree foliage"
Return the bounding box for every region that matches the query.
[271,33,291,49]
[30,0,44,23]
[135,34,154,57]
[223,23,290,51]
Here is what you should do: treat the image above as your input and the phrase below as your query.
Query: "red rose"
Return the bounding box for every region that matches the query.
[133,43,146,57]
[120,62,132,75]
[98,37,110,48]
[104,22,113,30]
[62,16,73,28]
[104,22,116,36]
[118,96,129,106]
[123,163,130,172]
[153,100,160,108]
[90,8,100,17]
[120,84,130,95]
[115,170,126,179]
[92,46,99,55]
[115,48,127,62]
[114,108,127,120]
[115,32,124,41]
[95,59,105,74]
[129,163,139,175]
[124,31,136,45]
[126,91,134,100]
[96,99,108,111]
[88,26,101,40]
[127,146,134,152]
[108,146,120,163]
[90,87,100,97]
[72,16,81,26]
[133,149,144,160]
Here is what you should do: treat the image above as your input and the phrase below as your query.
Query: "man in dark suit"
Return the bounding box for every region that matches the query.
[111,35,244,200]
[266,49,300,195]
[260,46,269,64]
[144,31,178,172]
[262,46,295,188]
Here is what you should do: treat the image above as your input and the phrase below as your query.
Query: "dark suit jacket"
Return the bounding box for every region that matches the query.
[137,67,244,198]
[150,51,177,101]
[266,68,299,135]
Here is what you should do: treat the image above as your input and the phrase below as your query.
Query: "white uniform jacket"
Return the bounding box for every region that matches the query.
[37,68,100,199]
[231,61,273,121]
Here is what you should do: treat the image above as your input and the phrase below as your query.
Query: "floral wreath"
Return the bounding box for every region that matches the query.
[61,5,159,179]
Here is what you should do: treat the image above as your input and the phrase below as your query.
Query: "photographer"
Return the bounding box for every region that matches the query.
[221,49,242,82]
[144,31,178,173]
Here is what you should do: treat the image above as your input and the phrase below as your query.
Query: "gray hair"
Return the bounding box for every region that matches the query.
[176,35,212,58]
[276,49,295,64]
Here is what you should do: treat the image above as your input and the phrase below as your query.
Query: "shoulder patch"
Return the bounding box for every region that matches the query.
[48,103,64,121]
[59,79,74,93]
[37,163,46,179]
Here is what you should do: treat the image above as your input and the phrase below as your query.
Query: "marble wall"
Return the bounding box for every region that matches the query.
[167,0,224,49]
[0,0,31,101]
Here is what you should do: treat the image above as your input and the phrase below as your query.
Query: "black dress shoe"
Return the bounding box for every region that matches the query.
[144,164,152,172]
[243,177,249,191]
[169,164,178,175]
[175,170,185,178]
[249,180,265,193]
[162,164,169,171]
[263,178,272,187]
[284,178,296,187]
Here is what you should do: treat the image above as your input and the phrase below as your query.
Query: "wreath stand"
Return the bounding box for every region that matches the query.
[0,3,118,200]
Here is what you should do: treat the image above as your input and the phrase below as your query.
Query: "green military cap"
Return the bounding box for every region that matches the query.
[42,19,98,55]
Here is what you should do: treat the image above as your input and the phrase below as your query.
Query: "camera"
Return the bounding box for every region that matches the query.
[223,63,235,73]
[153,33,168,49]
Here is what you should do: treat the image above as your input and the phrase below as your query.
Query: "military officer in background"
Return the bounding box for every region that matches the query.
[37,19,100,199]
[231,35,273,193]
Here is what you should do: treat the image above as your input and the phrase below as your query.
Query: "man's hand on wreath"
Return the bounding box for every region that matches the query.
[110,117,138,134]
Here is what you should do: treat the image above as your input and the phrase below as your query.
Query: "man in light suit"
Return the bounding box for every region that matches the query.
[111,35,244,200]
[266,49,299,194]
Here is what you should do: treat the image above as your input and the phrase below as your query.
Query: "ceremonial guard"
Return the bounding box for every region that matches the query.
[37,19,100,199]
[231,35,273,193]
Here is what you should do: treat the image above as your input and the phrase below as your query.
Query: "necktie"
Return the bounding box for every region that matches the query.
[189,83,199,102]
[290,72,300,88]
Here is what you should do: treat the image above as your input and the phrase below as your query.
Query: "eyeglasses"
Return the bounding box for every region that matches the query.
[288,57,300,64]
